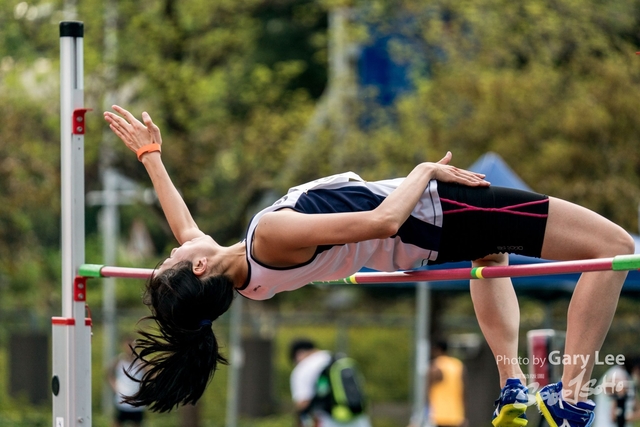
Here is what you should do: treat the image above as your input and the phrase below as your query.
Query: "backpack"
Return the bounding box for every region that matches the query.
[314,355,367,422]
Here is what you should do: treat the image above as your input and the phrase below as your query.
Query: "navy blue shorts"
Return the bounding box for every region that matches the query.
[429,182,549,265]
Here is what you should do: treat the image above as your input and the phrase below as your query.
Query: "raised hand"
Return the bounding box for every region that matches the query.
[103,105,158,154]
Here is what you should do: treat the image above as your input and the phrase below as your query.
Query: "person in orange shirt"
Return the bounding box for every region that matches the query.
[428,340,467,427]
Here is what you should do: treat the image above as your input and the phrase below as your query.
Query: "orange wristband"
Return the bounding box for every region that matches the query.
[136,143,161,161]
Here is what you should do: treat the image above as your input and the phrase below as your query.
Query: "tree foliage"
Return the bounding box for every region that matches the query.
[360,0,640,229]
[1,0,640,315]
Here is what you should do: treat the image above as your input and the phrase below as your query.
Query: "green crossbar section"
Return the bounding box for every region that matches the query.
[612,254,640,271]
[78,264,104,278]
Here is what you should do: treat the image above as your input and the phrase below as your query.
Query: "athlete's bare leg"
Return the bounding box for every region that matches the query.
[540,197,634,402]
[470,253,526,387]
[470,197,634,399]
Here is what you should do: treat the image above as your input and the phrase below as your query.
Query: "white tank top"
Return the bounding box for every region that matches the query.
[238,172,443,300]
[114,358,145,411]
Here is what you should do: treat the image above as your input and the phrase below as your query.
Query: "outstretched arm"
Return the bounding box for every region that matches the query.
[103,105,204,245]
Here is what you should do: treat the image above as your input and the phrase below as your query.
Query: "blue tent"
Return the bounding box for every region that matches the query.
[468,152,533,191]
[420,152,640,293]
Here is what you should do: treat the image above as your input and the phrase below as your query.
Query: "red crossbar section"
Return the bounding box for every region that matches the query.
[51,317,92,326]
[465,258,615,279]
[351,258,616,284]
[98,266,154,279]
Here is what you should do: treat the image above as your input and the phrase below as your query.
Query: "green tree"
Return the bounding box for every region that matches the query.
[105,0,328,246]
[360,0,640,230]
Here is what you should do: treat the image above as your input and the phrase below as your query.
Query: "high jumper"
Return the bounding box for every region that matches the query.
[104,105,634,427]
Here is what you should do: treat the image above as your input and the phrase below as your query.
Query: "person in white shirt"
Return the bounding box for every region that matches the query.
[289,339,372,427]
[108,336,146,427]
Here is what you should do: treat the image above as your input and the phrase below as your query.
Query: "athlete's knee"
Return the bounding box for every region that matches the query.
[593,225,635,258]
[473,253,508,267]
[612,228,635,256]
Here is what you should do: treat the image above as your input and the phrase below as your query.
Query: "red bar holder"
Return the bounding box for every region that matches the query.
[74,276,87,302]
[72,108,92,135]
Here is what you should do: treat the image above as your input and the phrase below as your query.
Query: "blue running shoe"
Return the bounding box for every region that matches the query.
[535,382,595,427]
[492,378,531,427]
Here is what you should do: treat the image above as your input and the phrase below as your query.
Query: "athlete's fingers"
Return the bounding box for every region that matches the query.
[104,111,134,135]
[142,112,163,145]
[105,111,139,152]
[112,105,143,128]
[105,115,125,136]
[103,111,123,125]
[436,151,452,165]
[141,111,153,127]
[109,124,131,147]
[452,166,486,182]
[439,166,489,186]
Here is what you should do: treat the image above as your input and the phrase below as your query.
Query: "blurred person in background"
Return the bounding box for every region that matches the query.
[428,339,466,427]
[289,339,371,427]
[408,339,466,427]
[595,356,640,427]
[108,336,146,427]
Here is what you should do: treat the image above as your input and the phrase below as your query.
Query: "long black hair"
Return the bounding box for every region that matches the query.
[122,260,236,412]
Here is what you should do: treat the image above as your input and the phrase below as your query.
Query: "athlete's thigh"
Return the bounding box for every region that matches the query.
[541,197,631,261]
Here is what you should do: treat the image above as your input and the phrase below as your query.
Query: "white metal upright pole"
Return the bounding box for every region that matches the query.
[54,20,92,427]
[60,24,86,318]
[225,297,243,427]
[100,0,119,412]
[412,282,431,427]
[100,172,119,415]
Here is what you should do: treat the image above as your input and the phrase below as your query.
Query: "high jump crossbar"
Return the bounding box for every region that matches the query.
[79,253,640,284]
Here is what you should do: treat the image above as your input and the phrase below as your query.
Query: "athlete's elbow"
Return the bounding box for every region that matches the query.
[372,215,401,239]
